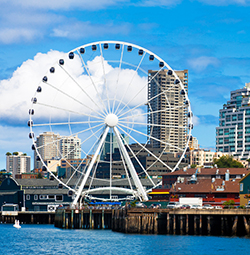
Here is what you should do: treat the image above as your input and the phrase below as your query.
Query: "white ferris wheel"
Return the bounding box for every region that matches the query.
[28,41,193,206]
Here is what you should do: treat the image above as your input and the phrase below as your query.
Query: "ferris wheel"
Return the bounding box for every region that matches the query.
[28,41,193,205]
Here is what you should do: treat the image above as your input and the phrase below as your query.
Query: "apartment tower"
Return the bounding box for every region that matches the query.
[148,69,188,152]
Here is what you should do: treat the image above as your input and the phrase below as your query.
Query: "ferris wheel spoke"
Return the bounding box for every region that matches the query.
[35,123,104,151]
[117,86,169,119]
[36,102,104,121]
[115,139,133,191]
[33,120,103,127]
[58,62,108,117]
[45,81,105,119]
[99,43,111,114]
[76,49,109,116]
[116,63,166,117]
[118,120,187,129]
[119,135,155,186]
[72,126,110,205]
[117,125,173,171]
[114,52,146,115]
[118,122,184,152]
[119,103,183,121]
[112,43,125,113]
[66,126,106,187]
[109,128,113,199]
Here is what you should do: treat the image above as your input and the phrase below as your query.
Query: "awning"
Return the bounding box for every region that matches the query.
[148,192,169,195]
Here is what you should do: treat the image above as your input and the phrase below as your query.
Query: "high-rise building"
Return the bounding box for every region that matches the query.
[6,152,31,177]
[216,82,250,159]
[34,132,81,169]
[148,69,188,152]
[60,135,81,159]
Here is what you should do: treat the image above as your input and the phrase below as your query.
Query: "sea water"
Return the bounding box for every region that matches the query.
[0,224,249,255]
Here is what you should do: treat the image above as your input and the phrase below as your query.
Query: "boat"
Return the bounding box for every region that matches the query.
[13,219,21,229]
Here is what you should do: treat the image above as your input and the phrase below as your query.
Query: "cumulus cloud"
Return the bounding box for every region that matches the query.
[0,50,147,126]
[188,56,220,72]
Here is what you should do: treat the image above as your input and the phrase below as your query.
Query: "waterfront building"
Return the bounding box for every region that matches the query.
[34,132,81,169]
[216,82,250,160]
[6,152,31,177]
[0,178,73,211]
[162,167,248,189]
[157,167,249,206]
[0,177,158,211]
[239,172,250,206]
[147,69,188,152]
[169,178,241,207]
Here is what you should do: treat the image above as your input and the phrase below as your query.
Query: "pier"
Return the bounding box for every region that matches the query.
[0,211,55,224]
[55,208,250,236]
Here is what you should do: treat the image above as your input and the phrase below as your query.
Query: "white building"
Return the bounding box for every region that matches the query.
[190,150,229,167]
[34,132,81,169]
[216,82,250,160]
[6,152,31,177]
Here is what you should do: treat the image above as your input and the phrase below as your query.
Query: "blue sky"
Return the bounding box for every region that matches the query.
[0,0,250,169]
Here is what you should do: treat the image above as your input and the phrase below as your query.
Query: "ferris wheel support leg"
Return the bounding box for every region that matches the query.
[113,127,148,201]
[72,126,110,206]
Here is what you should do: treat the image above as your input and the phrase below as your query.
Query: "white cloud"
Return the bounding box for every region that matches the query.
[0,0,128,10]
[192,115,200,126]
[51,22,131,39]
[188,56,220,72]
[137,0,182,6]
[196,0,250,6]
[0,50,147,124]
[0,28,40,44]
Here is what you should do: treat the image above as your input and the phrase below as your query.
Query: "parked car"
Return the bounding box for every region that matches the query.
[214,206,222,209]
[167,202,180,209]
[245,205,250,209]
[190,204,202,209]
[180,204,190,209]
[135,202,147,208]
[202,204,214,209]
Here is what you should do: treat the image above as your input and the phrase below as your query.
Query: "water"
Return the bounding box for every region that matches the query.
[0,224,249,255]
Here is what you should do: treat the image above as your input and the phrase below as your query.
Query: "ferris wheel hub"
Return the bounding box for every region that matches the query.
[105,114,118,127]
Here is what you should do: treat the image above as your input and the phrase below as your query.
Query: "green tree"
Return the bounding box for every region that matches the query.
[12,152,19,156]
[6,152,12,156]
[190,164,197,168]
[213,155,244,168]
[223,200,235,208]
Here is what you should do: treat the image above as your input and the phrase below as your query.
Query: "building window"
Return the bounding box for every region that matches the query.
[240,183,243,192]
[26,195,30,200]
[232,115,237,121]
[39,195,48,200]
[238,114,243,120]
[55,195,63,201]
[34,195,38,200]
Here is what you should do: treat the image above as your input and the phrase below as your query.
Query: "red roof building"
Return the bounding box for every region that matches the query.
[169,178,240,206]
